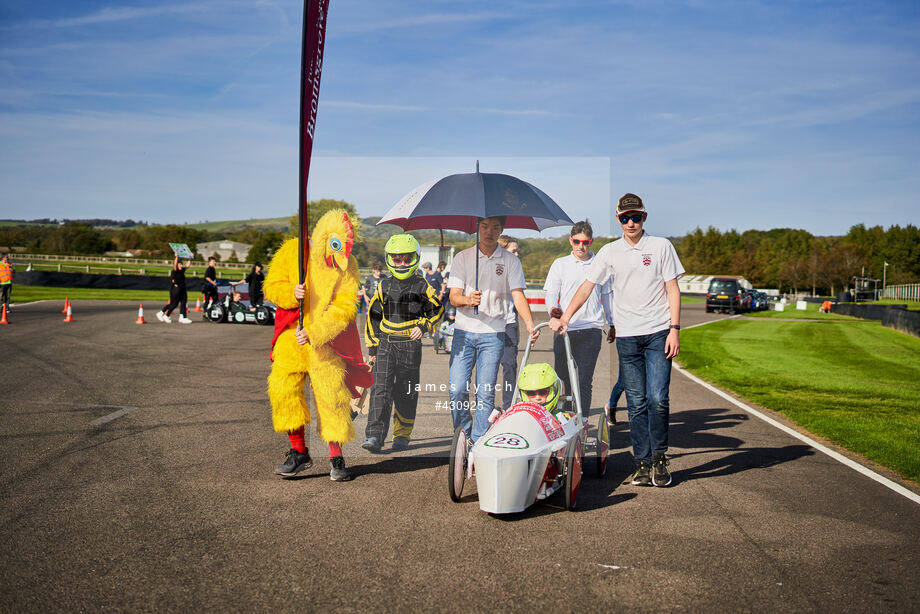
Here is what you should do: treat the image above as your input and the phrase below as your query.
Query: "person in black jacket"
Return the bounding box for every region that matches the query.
[362,234,443,452]
[232,262,265,311]
[157,255,192,324]
[202,256,219,311]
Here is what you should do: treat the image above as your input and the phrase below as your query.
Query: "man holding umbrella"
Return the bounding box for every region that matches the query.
[447,216,539,443]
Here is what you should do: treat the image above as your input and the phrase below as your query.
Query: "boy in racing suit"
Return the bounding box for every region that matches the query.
[362,234,443,452]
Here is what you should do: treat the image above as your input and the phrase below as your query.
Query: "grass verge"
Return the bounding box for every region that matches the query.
[11,285,175,303]
[678,318,920,482]
[745,301,855,320]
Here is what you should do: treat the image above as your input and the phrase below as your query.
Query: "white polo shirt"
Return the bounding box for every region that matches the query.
[448,244,526,334]
[544,252,613,331]
[585,232,684,337]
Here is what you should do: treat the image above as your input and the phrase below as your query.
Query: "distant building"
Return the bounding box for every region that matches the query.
[196,240,252,262]
[420,244,454,271]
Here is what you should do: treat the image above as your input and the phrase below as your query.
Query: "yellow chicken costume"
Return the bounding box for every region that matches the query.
[264,209,372,481]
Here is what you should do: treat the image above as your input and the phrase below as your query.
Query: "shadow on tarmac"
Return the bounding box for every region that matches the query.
[602,407,817,486]
[671,445,815,483]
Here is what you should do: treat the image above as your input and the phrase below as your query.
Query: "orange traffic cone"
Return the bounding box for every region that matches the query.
[63,303,74,322]
[135,304,146,324]
[61,297,70,314]
[0,304,8,325]
[194,297,202,312]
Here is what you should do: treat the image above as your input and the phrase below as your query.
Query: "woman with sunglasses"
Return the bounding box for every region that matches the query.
[543,220,613,421]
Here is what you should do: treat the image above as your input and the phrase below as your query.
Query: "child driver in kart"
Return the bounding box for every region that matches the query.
[513,363,575,423]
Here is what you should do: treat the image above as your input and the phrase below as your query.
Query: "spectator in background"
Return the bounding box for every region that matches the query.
[436,261,448,301]
[422,262,443,296]
[0,253,14,314]
[232,262,265,311]
[497,234,521,411]
[544,220,612,419]
[157,255,192,324]
[202,256,219,311]
[363,261,387,309]
[448,217,539,443]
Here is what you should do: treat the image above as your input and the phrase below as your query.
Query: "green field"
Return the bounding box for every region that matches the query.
[678,318,920,482]
[184,217,291,232]
[10,285,181,303]
[17,259,247,278]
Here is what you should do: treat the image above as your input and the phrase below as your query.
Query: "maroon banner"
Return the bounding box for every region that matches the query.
[298,0,330,323]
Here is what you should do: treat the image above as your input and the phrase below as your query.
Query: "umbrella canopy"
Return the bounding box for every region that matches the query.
[379,165,573,233]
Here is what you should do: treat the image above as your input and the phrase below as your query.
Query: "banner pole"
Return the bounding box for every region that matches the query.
[298,0,330,328]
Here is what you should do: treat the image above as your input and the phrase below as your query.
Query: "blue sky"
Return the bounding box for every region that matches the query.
[1,0,918,238]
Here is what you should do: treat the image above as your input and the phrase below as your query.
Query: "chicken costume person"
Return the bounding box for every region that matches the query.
[264,209,373,481]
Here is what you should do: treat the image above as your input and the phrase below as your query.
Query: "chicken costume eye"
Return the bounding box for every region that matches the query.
[320,213,355,269]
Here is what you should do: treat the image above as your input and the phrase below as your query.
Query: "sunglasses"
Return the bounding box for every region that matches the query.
[571,238,592,246]
[524,387,552,396]
[618,213,644,224]
[390,255,415,265]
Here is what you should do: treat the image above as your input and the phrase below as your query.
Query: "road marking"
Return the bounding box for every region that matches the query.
[673,363,920,505]
[90,406,139,426]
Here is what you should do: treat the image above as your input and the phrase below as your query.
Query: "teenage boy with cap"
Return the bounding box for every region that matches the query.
[550,194,684,487]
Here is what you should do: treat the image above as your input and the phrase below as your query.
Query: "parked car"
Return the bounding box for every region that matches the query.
[706,278,750,314]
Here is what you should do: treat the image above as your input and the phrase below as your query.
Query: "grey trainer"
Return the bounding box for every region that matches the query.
[652,454,672,487]
[274,448,312,477]
[329,456,352,482]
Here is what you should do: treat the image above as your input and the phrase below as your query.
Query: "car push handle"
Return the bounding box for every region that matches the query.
[512,322,583,422]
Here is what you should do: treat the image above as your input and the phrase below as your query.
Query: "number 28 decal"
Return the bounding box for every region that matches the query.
[484,433,529,449]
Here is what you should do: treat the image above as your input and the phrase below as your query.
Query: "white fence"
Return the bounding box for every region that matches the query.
[883,283,920,301]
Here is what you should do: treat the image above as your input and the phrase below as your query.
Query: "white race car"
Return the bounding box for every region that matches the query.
[448,322,610,513]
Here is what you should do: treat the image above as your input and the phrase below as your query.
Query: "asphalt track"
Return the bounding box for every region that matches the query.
[2,300,919,612]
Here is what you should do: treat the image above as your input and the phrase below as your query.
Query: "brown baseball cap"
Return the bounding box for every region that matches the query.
[616,193,645,214]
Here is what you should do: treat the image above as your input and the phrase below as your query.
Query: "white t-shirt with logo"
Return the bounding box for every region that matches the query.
[448,244,526,334]
[544,252,612,331]
[585,232,684,337]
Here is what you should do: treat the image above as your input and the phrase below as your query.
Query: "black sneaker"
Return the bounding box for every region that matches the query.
[392,436,410,451]
[652,454,672,487]
[329,456,352,482]
[274,448,312,477]
[629,461,652,486]
[361,437,382,453]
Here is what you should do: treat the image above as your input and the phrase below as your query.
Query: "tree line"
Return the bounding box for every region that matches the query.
[673,224,920,295]
[2,204,916,295]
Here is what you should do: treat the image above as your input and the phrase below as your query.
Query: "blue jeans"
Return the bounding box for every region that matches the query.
[607,361,625,409]
[500,321,519,411]
[553,328,602,418]
[449,329,504,442]
[617,329,672,464]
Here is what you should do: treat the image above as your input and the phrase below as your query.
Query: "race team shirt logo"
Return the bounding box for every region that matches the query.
[642,253,652,266]
[495,263,504,276]
[501,402,564,441]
